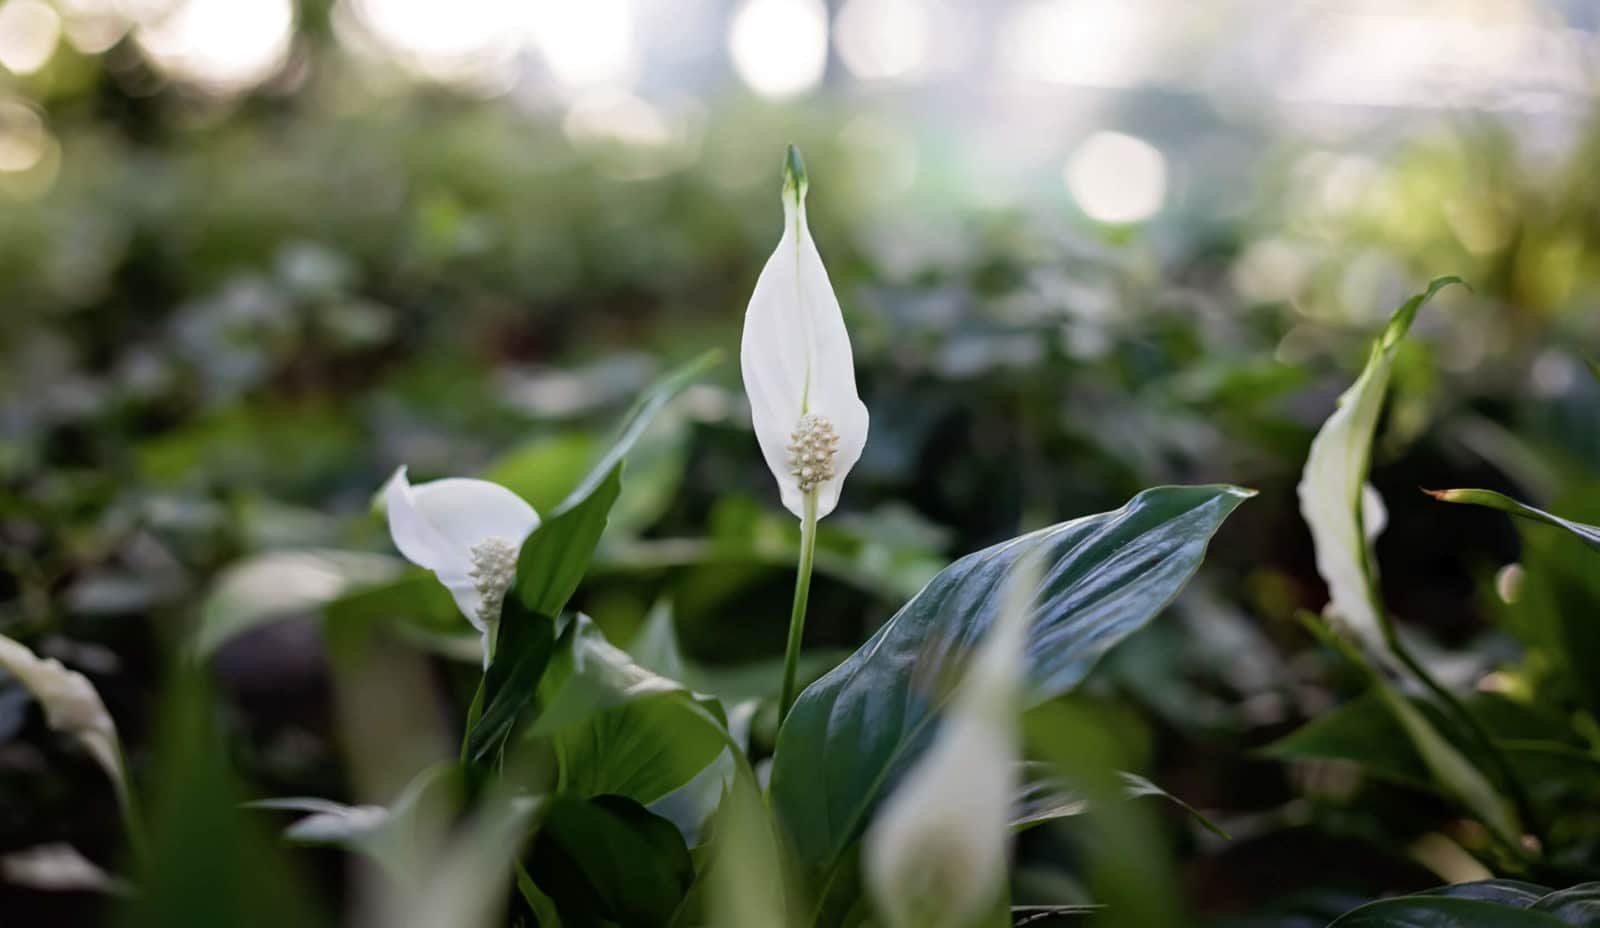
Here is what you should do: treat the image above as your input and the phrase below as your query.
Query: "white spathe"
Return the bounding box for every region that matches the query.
[740,147,869,520]
[0,634,122,789]
[1296,347,1398,651]
[862,563,1032,928]
[384,467,539,655]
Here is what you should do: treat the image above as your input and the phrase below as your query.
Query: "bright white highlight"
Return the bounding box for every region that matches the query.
[834,0,928,80]
[0,99,47,172]
[0,0,60,75]
[728,0,828,99]
[1278,15,1593,110]
[341,0,523,85]
[528,0,636,89]
[136,0,294,93]
[1001,0,1156,88]
[1064,131,1167,224]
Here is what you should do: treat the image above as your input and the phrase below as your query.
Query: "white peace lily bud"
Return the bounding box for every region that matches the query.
[740,145,869,520]
[0,634,124,790]
[863,566,1034,928]
[383,467,540,664]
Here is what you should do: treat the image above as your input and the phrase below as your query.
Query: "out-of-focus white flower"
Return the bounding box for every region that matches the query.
[740,145,869,521]
[862,563,1034,928]
[384,467,539,661]
[0,634,123,789]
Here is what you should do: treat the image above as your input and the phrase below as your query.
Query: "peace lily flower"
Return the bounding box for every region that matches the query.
[862,564,1034,928]
[0,634,126,798]
[741,144,869,522]
[384,467,539,664]
[742,145,869,718]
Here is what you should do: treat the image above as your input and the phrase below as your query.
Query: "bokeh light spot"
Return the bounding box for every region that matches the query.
[835,0,928,80]
[1064,131,1167,224]
[136,0,294,94]
[0,0,60,75]
[728,0,828,99]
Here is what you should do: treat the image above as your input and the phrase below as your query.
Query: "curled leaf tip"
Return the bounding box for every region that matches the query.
[783,144,808,203]
[1421,488,1458,501]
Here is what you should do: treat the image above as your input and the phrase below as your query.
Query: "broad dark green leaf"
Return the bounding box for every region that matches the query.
[1426,488,1600,553]
[517,466,622,617]
[533,614,732,806]
[464,598,557,764]
[525,795,695,928]
[1421,881,1552,907]
[769,484,1252,889]
[1329,897,1568,927]
[555,694,729,806]
[517,350,720,617]
[1530,884,1600,925]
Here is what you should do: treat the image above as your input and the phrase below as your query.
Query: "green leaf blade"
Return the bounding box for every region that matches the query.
[769,484,1252,888]
[1426,488,1600,553]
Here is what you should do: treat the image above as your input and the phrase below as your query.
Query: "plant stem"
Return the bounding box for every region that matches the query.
[778,493,819,723]
[1386,633,1545,851]
[113,749,149,866]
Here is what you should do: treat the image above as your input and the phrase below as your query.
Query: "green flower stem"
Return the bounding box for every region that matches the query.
[778,493,819,723]
[113,748,148,866]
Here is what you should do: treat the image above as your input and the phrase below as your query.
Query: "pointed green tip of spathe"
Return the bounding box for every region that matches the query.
[782,144,808,204]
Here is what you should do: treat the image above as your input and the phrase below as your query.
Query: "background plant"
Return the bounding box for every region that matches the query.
[3,2,1600,925]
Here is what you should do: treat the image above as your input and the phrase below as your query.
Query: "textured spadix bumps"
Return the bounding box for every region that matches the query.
[384,468,539,662]
[741,145,869,519]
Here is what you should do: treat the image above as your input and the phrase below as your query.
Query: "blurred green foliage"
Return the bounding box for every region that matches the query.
[3,12,1600,926]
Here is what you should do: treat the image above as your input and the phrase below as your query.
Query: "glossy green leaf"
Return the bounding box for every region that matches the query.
[517,350,721,617]
[464,597,557,765]
[517,466,622,617]
[1330,897,1567,927]
[769,484,1252,890]
[535,614,731,806]
[1421,881,1552,907]
[555,694,729,806]
[1426,488,1600,553]
[525,794,695,928]
[1530,884,1600,925]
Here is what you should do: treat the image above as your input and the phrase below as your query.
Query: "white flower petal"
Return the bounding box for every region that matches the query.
[409,478,540,554]
[384,467,458,573]
[1297,341,1400,649]
[0,635,124,791]
[863,560,1035,928]
[1297,279,1460,651]
[741,147,869,520]
[863,710,1015,928]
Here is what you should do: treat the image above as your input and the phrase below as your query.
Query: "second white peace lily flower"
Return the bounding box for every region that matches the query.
[863,564,1034,928]
[384,467,540,663]
[744,146,872,720]
[0,634,125,794]
[741,144,870,522]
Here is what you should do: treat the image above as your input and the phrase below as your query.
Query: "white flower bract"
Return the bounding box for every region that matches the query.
[862,562,1034,928]
[384,467,540,660]
[0,634,123,790]
[741,146,869,520]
